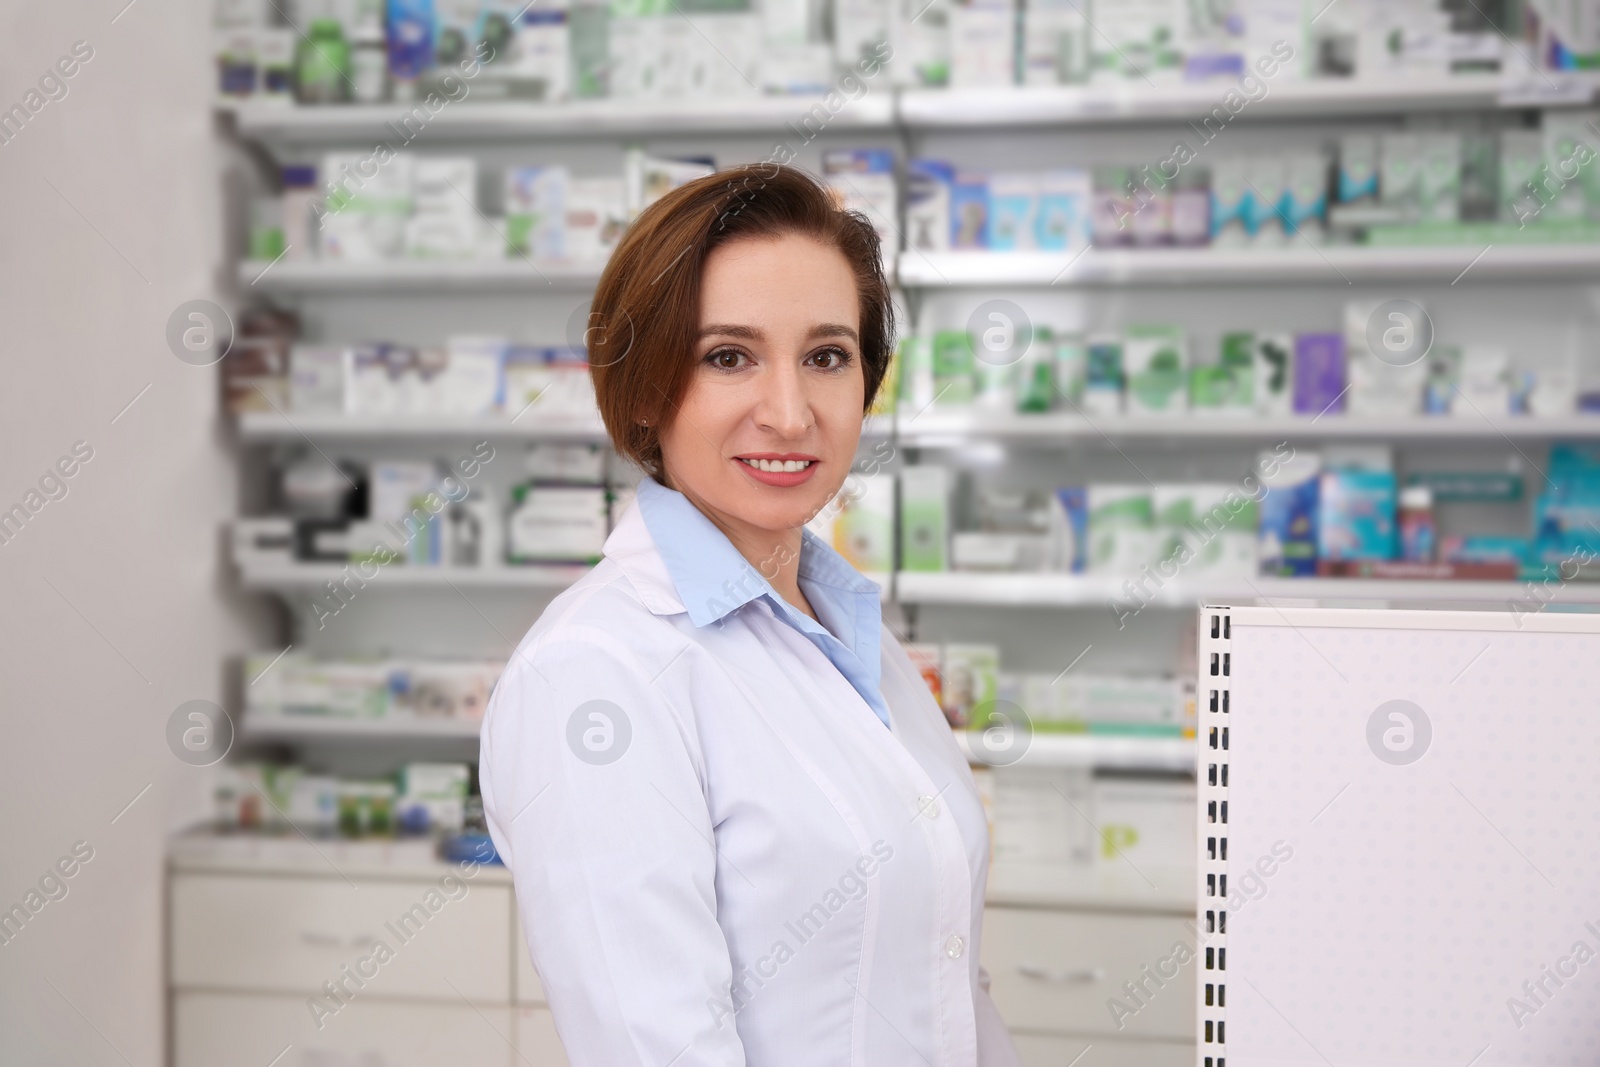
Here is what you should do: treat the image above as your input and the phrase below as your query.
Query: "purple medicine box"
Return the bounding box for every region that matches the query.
[1293,332,1346,415]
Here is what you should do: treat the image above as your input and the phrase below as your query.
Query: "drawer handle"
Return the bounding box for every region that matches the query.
[299,931,380,950]
[1017,963,1105,984]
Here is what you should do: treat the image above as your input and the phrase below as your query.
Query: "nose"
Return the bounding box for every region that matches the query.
[753,356,813,439]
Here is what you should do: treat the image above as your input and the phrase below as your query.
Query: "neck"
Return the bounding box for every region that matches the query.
[667,478,813,621]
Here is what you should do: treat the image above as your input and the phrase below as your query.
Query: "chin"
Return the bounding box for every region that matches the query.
[736,494,829,534]
[723,478,839,533]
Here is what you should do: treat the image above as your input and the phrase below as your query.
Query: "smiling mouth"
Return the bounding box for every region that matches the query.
[738,458,815,473]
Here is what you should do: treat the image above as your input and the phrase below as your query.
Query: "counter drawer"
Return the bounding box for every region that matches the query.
[174,991,514,1067]
[982,906,1195,1040]
[171,872,511,1002]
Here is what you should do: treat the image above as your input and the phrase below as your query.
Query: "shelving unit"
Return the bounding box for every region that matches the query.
[224,79,1600,708]
[223,82,1600,715]
[214,74,1600,1067]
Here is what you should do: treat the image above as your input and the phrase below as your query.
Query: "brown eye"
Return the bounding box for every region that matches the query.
[706,347,747,370]
[809,346,853,370]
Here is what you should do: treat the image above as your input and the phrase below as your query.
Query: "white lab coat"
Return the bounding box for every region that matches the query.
[480,497,1024,1067]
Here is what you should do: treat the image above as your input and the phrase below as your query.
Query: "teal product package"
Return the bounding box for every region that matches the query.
[1282,151,1329,235]
[1337,133,1378,203]
[1531,443,1600,569]
[1317,468,1398,561]
[1441,534,1532,565]
[1210,157,1254,243]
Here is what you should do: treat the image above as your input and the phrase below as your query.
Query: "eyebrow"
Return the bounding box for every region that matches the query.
[698,322,860,344]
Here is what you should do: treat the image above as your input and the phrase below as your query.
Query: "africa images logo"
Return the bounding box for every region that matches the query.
[1366,699,1432,766]
[566,699,631,766]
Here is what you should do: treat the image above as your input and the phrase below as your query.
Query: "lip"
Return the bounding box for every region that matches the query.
[733,453,821,488]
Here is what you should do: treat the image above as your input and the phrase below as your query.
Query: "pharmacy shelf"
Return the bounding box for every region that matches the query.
[237,560,591,591]
[223,74,1599,145]
[895,244,1600,287]
[238,558,892,598]
[956,729,1194,772]
[896,412,1600,445]
[234,409,1596,445]
[899,73,1600,129]
[241,239,1600,300]
[246,713,482,740]
[239,557,1582,605]
[221,94,896,144]
[236,410,610,441]
[897,571,1599,608]
[234,410,894,441]
[238,257,605,293]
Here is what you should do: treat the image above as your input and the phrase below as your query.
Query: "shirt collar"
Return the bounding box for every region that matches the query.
[624,475,880,627]
[609,476,889,728]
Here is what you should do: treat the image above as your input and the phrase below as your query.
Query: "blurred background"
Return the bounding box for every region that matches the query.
[3,0,1600,1063]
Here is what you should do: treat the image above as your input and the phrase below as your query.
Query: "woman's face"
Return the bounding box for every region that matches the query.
[659,232,865,539]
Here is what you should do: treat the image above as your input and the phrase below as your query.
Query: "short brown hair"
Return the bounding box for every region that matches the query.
[587,162,895,479]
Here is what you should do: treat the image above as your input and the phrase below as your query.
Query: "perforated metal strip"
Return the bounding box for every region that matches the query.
[1197,605,1231,1067]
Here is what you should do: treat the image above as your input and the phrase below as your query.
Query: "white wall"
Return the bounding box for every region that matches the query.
[0,0,270,1061]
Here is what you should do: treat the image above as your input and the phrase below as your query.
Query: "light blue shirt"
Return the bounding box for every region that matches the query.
[634,476,891,730]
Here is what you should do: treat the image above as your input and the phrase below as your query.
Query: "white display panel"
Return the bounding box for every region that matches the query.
[1196,605,1600,1067]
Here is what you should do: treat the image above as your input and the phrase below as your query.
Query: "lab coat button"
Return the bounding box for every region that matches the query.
[944,935,964,959]
[917,795,940,818]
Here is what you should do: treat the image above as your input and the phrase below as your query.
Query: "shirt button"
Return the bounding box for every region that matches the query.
[917,795,940,818]
[944,935,965,959]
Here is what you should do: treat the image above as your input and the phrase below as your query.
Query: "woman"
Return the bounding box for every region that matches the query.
[480,162,1023,1066]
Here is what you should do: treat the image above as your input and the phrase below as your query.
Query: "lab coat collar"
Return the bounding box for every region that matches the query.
[601,484,689,618]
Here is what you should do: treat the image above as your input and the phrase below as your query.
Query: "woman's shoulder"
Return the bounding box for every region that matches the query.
[498,557,692,688]
[483,561,706,761]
